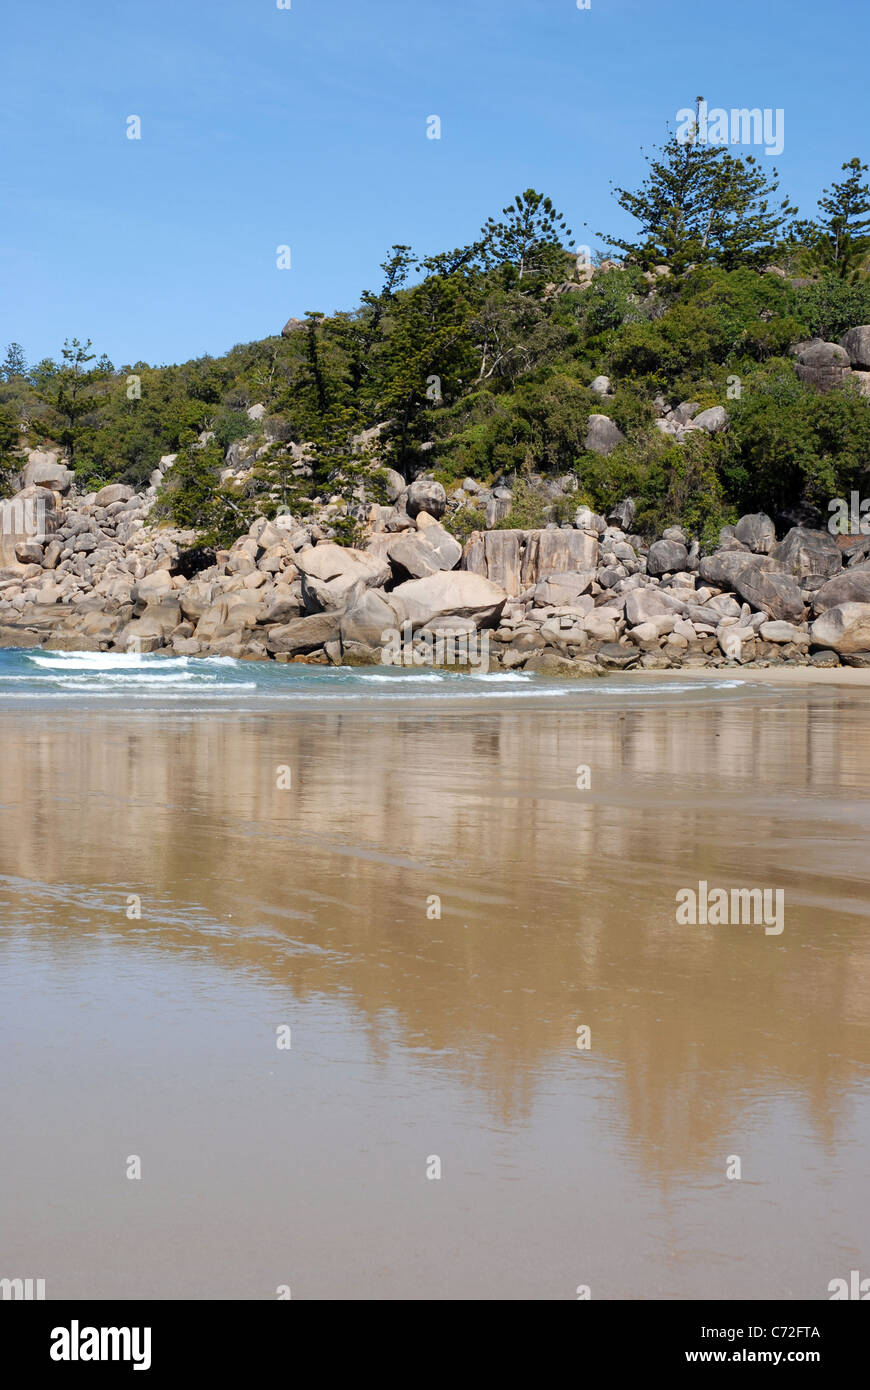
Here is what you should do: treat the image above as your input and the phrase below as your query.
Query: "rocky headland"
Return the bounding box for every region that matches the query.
[2,444,870,675]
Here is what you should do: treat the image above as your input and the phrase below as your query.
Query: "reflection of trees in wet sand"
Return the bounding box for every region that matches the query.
[1,693,869,1175]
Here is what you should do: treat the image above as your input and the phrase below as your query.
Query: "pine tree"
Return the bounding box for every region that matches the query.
[817,158,870,279]
[0,403,20,495]
[1,343,27,380]
[604,99,794,271]
[482,190,572,283]
[36,338,98,465]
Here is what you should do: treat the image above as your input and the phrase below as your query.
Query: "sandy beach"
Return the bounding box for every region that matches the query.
[1,666,868,1299]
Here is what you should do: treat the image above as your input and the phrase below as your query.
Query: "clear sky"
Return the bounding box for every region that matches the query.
[1,0,865,369]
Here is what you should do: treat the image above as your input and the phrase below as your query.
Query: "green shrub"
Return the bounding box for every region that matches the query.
[496,475,549,529]
[788,274,870,340]
[442,503,487,545]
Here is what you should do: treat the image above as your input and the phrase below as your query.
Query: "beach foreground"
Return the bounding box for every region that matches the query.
[1,660,868,1299]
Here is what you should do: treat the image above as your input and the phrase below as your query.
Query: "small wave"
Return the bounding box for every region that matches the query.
[28,652,191,672]
[469,672,531,682]
[351,670,447,683]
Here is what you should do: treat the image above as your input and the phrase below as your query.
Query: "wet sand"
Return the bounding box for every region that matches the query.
[1,679,869,1299]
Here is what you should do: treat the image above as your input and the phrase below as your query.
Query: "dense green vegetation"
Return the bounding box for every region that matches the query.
[3,109,870,547]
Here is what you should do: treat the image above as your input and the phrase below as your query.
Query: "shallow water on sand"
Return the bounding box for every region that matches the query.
[0,654,868,1299]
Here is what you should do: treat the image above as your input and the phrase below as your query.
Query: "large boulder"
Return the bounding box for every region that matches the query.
[94,483,134,507]
[624,588,686,626]
[811,603,870,654]
[405,479,446,519]
[698,550,767,589]
[770,527,842,580]
[131,570,175,603]
[387,521,461,578]
[527,528,599,584]
[134,599,182,639]
[734,513,776,554]
[647,538,689,576]
[260,591,304,624]
[813,565,870,613]
[339,586,404,648]
[301,574,353,612]
[294,543,390,594]
[22,450,74,494]
[535,571,595,606]
[462,528,598,596]
[382,468,406,502]
[391,571,507,629]
[463,530,523,595]
[840,326,870,370]
[607,498,636,531]
[794,339,851,392]
[264,611,341,654]
[691,405,729,433]
[698,548,805,620]
[179,578,221,622]
[760,621,810,646]
[0,486,59,567]
[734,567,805,622]
[250,518,291,551]
[193,594,262,642]
[585,414,625,456]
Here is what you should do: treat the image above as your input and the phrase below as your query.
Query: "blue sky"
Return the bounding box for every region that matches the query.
[1,0,865,369]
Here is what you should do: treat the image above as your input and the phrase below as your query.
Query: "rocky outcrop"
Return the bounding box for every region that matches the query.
[813,566,870,613]
[794,339,851,392]
[647,538,689,576]
[22,450,74,494]
[0,486,60,569]
[0,453,863,674]
[811,603,870,655]
[840,326,870,370]
[734,513,776,554]
[386,521,462,578]
[391,571,507,629]
[584,414,625,456]
[462,528,598,595]
[691,405,729,433]
[769,526,842,579]
[405,479,446,519]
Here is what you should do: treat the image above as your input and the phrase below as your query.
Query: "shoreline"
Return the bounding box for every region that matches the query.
[4,488,870,680]
[5,639,870,690]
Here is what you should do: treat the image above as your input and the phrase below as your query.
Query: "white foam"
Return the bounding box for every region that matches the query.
[28,652,191,672]
[353,671,446,683]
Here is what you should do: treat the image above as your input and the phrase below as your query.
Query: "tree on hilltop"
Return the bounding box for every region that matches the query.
[792,158,870,280]
[482,189,572,283]
[604,98,794,272]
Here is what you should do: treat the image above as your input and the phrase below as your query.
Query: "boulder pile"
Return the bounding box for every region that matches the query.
[2,451,870,672]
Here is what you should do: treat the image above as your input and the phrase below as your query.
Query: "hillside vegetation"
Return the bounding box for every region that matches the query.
[2,107,870,550]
